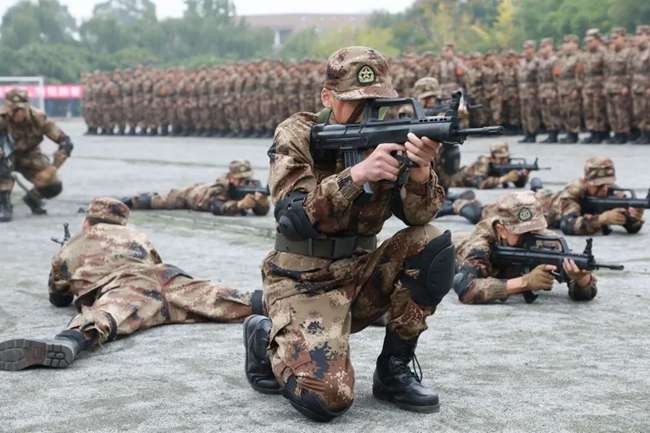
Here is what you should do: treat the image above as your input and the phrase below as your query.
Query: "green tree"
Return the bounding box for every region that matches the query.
[0,0,76,49]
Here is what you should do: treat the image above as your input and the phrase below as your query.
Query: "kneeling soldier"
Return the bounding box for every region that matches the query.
[243,46,454,421]
[0,197,264,371]
[453,191,597,304]
[122,160,270,216]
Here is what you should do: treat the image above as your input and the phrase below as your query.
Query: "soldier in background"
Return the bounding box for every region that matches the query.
[502,50,522,134]
[122,160,269,216]
[449,143,529,190]
[604,27,633,144]
[536,38,561,143]
[581,29,609,144]
[453,191,598,305]
[431,43,467,95]
[556,35,582,143]
[630,25,650,144]
[481,51,504,127]
[518,40,541,143]
[0,89,74,221]
[0,197,264,371]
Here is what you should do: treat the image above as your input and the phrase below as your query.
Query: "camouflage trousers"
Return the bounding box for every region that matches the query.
[538,86,562,131]
[263,225,442,412]
[130,183,217,212]
[484,86,502,125]
[0,150,61,195]
[502,89,521,127]
[519,87,541,134]
[582,86,608,132]
[605,90,632,133]
[558,90,582,133]
[68,263,252,344]
[632,91,649,130]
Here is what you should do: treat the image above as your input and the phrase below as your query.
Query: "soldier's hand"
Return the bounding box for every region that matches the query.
[628,207,644,222]
[351,143,404,184]
[237,194,257,210]
[598,208,627,226]
[500,170,520,184]
[562,258,592,288]
[404,132,440,173]
[522,264,556,290]
[254,192,269,207]
[52,149,68,168]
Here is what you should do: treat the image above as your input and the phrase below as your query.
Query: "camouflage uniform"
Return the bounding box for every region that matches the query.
[630,25,650,143]
[536,38,562,142]
[449,143,528,189]
[0,89,73,218]
[581,29,609,143]
[481,53,504,126]
[454,191,598,304]
[517,41,541,141]
[502,51,522,132]
[556,35,582,142]
[50,198,259,346]
[126,160,269,216]
[557,157,644,235]
[604,27,632,142]
[255,47,450,420]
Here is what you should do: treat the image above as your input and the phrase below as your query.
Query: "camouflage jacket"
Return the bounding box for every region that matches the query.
[455,219,597,304]
[629,45,650,93]
[558,178,644,235]
[604,48,632,93]
[49,223,162,307]
[264,111,444,275]
[0,107,66,153]
[581,47,607,91]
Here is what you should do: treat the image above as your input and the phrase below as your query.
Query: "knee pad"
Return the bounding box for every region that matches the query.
[49,292,73,307]
[283,375,351,423]
[401,230,455,306]
[37,182,62,198]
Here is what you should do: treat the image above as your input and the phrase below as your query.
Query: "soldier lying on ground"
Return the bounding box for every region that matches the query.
[244,46,454,421]
[448,142,529,190]
[0,197,264,371]
[121,160,270,216]
[453,191,597,304]
[0,89,74,222]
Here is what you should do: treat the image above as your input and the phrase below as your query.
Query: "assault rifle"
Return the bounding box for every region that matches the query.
[311,94,503,196]
[0,132,15,178]
[492,235,623,303]
[581,188,650,214]
[51,223,71,246]
[228,180,270,201]
[489,157,551,178]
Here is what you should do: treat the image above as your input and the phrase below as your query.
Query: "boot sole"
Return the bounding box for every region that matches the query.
[373,387,440,414]
[0,339,73,371]
[243,316,281,395]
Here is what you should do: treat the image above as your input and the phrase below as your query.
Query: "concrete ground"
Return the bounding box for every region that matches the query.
[1,119,649,433]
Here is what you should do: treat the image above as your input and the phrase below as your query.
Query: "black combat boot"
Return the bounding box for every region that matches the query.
[243,314,281,394]
[518,133,536,143]
[0,329,89,371]
[435,200,454,218]
[373,330,439,413]
[0,190,13,222]
[106,128,114,136]
[633,130,650,145]
[138,127,148,136]
[541,130,559,143]
[580,131,596,144]
[560,132,579,143]
[160,125,169,136]
[127,126,136,136]
[617,133,629,144]
[23,189,46,215]
[118,127,126,135]
[458,201,483,224]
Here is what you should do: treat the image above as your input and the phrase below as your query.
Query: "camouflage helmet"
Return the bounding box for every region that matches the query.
[585,28,601,40]
[413,77,441,99]
[636,24,650,35]
[495,191,547,235]
[540,37,554,47]
[584,156,616,186]
[523,40,536,49]
[86,197,129,226]
[563,34,579,44]
[228,160,253,180]
[4,88,30,109]
[489,142,510,158]
[324,46,397,101]
[610,27,626,37]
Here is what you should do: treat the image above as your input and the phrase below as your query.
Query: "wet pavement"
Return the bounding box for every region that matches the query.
[1,119,649,433]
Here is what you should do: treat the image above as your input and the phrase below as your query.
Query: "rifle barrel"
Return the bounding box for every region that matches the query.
[459,126,504,136]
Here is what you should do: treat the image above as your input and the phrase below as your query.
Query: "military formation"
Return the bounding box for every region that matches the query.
[0,30,649,426]
[81,25,650,145]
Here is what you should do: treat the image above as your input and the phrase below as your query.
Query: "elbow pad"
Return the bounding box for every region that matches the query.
[49,292,73,307]
[274,192,321,240]
[453,264,479,300]
[559,213,579,235]
[58,136,74,156]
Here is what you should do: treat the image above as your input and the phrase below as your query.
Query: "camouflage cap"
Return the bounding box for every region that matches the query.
[86,197,129,226]
[637,24,650,35]
[523,40,536,49]
[4,88,30,109]
[495,191,547,235]
[490,142,510,158]
[324,46,397,101]
[585,28,601,39]
[229,160,253,180]
[564,34,579,43]
[584,156,616,186]
[413,77,441,99]
[611,27,626,37]
[540,37,554,47]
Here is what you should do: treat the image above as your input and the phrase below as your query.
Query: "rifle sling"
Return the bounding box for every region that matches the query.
[275,232,377,259]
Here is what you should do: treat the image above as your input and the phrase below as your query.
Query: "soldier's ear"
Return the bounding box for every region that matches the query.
[321,88,333,109]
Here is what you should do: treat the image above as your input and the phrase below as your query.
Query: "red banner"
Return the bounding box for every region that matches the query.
[0,85,83,100]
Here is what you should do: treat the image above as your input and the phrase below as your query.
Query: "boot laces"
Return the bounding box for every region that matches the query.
[393,353,423,383]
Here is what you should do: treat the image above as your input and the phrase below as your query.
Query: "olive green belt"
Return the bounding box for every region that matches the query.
[275,232,377,260]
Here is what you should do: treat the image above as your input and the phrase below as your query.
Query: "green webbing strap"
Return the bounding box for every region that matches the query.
[275,232,377,259]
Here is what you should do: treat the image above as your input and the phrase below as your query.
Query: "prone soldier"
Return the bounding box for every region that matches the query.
[122,160,269,216]
[244,46,454,420]
[0,197,264,371]
[453,191,598,304]
[448,143,529,190]
[0,89,73,221]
